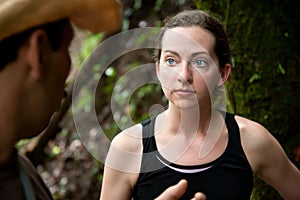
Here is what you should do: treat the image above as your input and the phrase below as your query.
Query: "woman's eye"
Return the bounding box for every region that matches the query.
[192,59,208,68]
[166,58,176,65]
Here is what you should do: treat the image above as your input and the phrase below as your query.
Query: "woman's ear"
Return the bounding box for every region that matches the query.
[25,29,49,80]
[217,63,231,87]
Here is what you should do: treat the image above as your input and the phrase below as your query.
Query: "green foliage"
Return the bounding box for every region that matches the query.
[129,84,165,123]
[15,139,32,150]
[251,175,282,200]
[73,32,104,68]
[194,0,299,198]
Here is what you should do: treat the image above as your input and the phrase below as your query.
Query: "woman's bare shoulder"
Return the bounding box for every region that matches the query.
[105,123,144,174]
[111,123,143,153]
[234,115,269,140]
[234,115,281,172]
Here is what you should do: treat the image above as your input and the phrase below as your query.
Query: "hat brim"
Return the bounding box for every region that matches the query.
[0,0,122,41]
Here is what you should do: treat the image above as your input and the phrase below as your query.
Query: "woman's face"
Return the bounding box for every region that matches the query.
[156,26,224,109]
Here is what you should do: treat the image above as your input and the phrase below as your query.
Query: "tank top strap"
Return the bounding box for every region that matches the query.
[225,113,239,136]
[224,112,252,171]
[225,112,243,148]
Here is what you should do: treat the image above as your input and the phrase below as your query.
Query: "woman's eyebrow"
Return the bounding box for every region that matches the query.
[162,49,209,58]
[190,51,209,57]
[162,50,180,57]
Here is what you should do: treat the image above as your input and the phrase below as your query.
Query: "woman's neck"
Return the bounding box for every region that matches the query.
[156,104,227,162]
[164,103,214,137]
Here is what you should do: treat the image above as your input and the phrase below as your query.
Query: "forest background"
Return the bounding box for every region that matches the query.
[18,0,300,199]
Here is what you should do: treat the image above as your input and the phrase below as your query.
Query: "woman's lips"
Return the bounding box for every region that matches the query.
[173,89,195,97]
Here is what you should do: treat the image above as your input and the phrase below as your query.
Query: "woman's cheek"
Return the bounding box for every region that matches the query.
[158,65,179,89]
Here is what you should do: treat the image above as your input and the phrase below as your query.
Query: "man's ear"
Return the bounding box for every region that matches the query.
[25,30,49,80]
[217,63,231,87]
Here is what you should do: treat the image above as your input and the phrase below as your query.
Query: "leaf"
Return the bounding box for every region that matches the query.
[278,62,286,75]
[249,73,261,83]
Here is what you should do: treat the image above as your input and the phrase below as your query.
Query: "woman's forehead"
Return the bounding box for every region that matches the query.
[161,26,216,57]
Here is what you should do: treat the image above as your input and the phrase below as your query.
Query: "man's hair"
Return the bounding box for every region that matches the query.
[0,18,69,71]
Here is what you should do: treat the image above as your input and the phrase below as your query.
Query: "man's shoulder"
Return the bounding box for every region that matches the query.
[18,153,53,200]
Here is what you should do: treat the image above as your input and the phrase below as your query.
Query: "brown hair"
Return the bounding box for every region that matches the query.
[0,19,68,71]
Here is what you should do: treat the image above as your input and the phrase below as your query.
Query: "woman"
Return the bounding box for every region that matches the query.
[100,10,300,200]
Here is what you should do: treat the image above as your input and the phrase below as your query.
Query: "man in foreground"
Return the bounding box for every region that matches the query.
[0,0,121,199]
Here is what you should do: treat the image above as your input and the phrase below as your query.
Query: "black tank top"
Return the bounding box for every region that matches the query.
[132,113,253,200]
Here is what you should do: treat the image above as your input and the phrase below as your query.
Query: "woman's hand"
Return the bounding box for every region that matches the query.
[155,179,206,200]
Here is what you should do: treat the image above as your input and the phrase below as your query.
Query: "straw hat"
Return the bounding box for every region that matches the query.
[0,0,122,41]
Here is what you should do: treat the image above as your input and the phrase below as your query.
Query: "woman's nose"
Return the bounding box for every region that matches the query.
[178,61,193,83]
